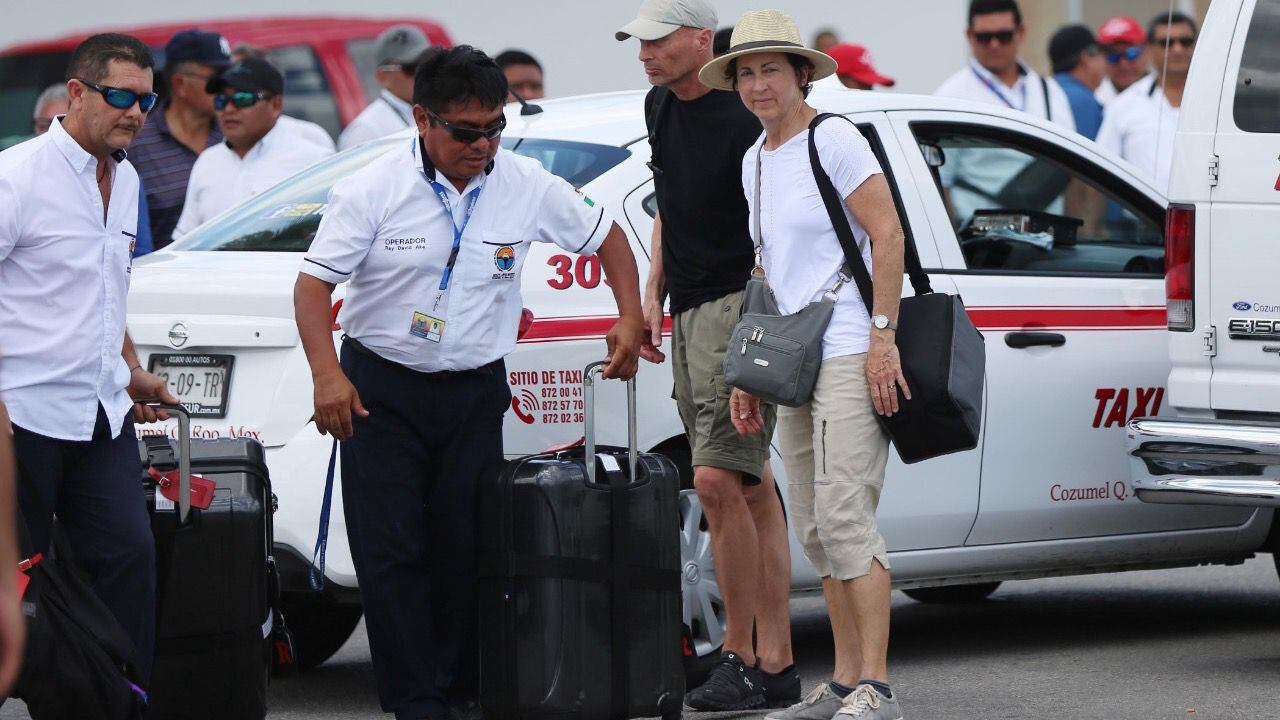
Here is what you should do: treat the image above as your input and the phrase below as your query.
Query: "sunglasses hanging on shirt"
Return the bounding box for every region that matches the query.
[213,90,275,111]
[77,79,158,112]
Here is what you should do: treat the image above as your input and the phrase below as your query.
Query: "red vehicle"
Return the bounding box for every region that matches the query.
[0,16,452,145]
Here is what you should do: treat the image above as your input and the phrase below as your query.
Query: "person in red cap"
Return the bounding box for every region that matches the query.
[1095,15,1153,105]
[826,44,896,90]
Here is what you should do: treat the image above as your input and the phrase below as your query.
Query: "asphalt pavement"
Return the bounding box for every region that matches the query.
[4,556,1278,719]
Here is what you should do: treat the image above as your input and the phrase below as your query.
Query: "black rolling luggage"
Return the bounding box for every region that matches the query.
[479,362,685,720]
[137,406,282,720]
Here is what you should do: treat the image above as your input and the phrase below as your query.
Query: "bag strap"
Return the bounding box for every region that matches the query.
[308,438,339,592]
[806,113,933,310]
[1039,75,1052,121]
[752,146,764,270]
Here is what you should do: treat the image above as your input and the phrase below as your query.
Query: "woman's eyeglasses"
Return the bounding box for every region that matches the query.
[427,109,506,144]
[77,79,158,112]
[213,90,274,111]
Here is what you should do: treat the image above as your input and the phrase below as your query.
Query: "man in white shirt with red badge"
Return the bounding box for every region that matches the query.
[294,46,647,720]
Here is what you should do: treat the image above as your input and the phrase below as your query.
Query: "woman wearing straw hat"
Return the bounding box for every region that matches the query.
[705,10,908,720]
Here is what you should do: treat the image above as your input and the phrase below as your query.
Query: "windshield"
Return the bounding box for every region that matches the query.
[169,136,631,252]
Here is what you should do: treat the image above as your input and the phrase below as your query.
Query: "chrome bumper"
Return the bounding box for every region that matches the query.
[1126,418,1280,507]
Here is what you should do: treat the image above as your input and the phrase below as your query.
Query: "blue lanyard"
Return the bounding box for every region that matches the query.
[425,177,483,307]
[970,66,1024,111]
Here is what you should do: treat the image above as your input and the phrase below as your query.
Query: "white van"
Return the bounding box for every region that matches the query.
[1127,0,1280,506]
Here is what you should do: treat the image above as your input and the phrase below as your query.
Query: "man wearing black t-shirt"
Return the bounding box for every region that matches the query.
[617,0,798,710]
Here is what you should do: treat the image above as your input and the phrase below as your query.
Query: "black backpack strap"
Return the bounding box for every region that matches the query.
[1040,74,1051,121]
[805,113,932,307]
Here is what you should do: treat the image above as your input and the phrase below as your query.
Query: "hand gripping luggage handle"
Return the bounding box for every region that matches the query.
[582,361,637,485]
[145,404,193,524]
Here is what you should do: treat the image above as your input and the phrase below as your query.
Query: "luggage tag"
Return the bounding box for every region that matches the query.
[16,553,41,599]
[147,466,216,511]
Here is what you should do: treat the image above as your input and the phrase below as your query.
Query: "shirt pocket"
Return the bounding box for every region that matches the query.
[474,228,528,283]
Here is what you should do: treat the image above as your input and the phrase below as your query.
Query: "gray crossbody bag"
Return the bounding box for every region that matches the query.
[722,141,858,408]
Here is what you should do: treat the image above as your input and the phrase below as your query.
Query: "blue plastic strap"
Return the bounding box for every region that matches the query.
[308,439,339,592]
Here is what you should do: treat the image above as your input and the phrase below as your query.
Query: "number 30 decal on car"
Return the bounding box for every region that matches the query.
[547,254,609,290]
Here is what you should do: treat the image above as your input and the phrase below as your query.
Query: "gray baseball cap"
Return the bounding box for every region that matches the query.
[374,24,430,65]
[616,0,718,41]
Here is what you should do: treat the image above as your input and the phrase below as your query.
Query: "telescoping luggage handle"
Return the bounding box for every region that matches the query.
[146,404,193,524]
[582,361,637,485]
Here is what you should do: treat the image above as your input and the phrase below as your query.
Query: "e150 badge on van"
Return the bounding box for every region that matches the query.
[1227,317,1280,340]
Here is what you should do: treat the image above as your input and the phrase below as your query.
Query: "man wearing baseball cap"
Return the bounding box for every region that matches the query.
[338,25,434,150]
[826,43,895,90]
[172,58,333,238]
[1095,15,1153,106]
[130,29,231,249]
[617,0,799,710]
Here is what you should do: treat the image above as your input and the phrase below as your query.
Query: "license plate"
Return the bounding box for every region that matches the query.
[148,354,234,418]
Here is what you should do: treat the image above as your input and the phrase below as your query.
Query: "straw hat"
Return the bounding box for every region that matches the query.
[698,10,837,92]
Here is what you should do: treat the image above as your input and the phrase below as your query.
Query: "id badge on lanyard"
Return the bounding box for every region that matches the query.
[409,178,483,344]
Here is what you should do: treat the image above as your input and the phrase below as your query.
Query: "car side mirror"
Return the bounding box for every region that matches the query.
[920,142,945,168]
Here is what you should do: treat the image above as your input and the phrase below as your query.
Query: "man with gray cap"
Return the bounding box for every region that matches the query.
[617,0,798,711]
[338,25,433,150]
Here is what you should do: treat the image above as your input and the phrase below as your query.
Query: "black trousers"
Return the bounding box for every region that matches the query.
[340,343,510,720]
[11,404,157,680]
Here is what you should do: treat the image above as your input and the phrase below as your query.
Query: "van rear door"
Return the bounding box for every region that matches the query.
[1208,0,1280,416]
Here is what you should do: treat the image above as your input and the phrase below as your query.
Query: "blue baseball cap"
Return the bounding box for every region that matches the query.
[164,29,232,70]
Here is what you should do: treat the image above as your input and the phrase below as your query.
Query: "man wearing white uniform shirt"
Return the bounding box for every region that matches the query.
[0,34,179,682]
[294,46,647,720]
[1094,15,1155,106]
[1096,12,1197,193]
[338,25,432,151]
[172,58,333,238]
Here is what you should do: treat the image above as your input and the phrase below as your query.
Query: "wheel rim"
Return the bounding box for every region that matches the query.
[678,489,725,658]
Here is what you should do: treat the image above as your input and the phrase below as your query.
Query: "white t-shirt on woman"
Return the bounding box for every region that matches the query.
[741,117,883,359]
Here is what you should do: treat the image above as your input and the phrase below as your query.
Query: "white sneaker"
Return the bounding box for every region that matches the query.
[765,683,843,720]
[833,684,902,720]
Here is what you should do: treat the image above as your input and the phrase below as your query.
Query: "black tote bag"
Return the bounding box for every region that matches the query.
[807,113,985,464]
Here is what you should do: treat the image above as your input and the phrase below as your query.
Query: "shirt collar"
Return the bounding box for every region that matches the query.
[413,136,495,193]
[48,115,126,174]
[970,58,1029,89]
[155,103,223,147]
[380,90,414,121]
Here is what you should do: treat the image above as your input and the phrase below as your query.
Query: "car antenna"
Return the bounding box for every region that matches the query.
[509,89,543,116]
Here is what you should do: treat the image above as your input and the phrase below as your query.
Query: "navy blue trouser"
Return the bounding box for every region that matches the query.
[340,343,510,720]
[11,404,157,680]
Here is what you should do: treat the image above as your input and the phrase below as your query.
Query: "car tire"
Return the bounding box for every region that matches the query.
[902,582,1002,604]
[679,489,725,690]
[278,593,364,671]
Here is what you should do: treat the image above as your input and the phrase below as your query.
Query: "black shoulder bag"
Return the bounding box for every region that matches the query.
[808,113,986,464]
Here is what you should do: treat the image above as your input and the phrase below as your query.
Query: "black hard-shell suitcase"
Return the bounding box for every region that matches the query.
[137,406,280,720]
[479,362,685,720]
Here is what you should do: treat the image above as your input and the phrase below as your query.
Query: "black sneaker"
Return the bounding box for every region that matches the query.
[684,651,766,711]
[762,665,802,708]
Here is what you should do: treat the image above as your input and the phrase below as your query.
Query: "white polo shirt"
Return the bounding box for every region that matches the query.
[0,118,138,440]
[338,91,414,151]
[936,59,1076,131]
[1095,80,1179,191]
[172,115,334,238]
[1095,73,1155,107]
[302,137,614,373]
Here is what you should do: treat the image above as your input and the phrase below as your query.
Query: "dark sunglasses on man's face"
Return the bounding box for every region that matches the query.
[427,109,506,144]
[1151,35,1196,49]
[213,90,273,111]
[973,30,1016,45]
[1106,46,1144,64]
[77,79,158,112]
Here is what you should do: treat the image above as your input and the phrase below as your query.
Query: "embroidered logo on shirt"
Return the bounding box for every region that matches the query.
[492,246,517,280]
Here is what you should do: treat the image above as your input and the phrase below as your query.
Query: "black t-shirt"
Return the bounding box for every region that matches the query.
[645,86,761,314]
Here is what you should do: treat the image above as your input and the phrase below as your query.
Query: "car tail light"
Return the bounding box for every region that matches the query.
[517,308,534,340]
[331,299,343,332]
[1165,204,1195,332]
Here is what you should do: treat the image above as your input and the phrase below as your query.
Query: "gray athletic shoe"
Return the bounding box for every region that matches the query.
[833,685,902,720]
[764,682,843,720]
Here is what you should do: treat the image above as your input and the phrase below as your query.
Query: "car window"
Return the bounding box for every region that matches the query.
[913,123,1164,276]
[267,45,341,140]
[0,51,73,148]
[169,137,632,252]
[345,38,381,105]
[1234,0,1280,133]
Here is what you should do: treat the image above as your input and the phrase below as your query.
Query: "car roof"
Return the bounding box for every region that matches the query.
[501,87,1084,149]
[0,16,451,56]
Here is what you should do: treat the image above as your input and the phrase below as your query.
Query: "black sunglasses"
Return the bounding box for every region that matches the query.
[1151,35,1196,48]
[973,30,1016,45]
[214,90,274,110]
[77,79,158,112]
[427,109,506,144]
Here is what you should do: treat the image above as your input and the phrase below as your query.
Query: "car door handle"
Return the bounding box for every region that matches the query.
[1005,332,1066,349]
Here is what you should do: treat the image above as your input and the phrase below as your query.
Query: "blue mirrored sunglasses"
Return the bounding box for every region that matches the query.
[1106,46,1144,64]
[78,79,158,112]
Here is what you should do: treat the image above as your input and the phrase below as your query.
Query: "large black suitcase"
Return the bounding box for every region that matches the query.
[479,362,685,720]
[137,406,278,720]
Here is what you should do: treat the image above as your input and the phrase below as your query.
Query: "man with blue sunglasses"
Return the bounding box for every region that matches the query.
[1094,16,1153,106]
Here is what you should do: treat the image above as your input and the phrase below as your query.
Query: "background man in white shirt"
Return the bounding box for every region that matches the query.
[0,33,179,681]
[172,58,333,238]
[1096,12,1198,192]
[338,25,432,151]
[30,83,69,136]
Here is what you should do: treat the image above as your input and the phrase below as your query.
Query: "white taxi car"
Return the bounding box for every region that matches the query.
[127,86,1273,676]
